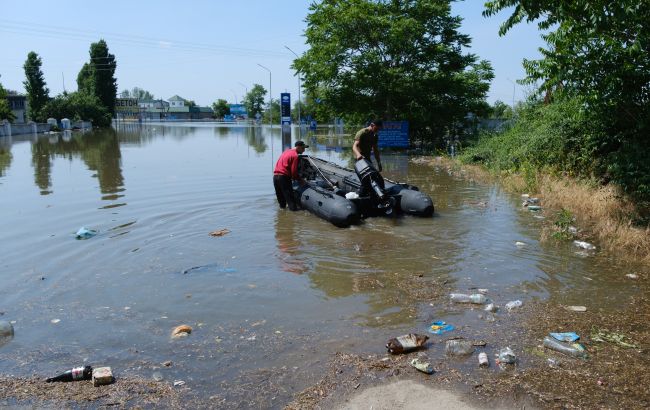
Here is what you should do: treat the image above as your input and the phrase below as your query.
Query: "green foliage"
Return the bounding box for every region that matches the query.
[489,100,513,119]
[23,51,50,121]
[483,1,650,202]
[77,40,117,117]
[294,0,493,143]
[0,78,16,122]
[552,208,576,240]
[211,99,230,118]
[243,84,267,118]
[41,92,111,127]
[262,98,280,124]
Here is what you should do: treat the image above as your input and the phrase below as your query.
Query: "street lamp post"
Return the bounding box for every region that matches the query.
[284,46,301,128]
[238,82,248,103]
[257,63,272,129]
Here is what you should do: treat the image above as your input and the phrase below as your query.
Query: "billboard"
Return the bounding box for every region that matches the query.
[230,104,248,118]
[280,93,291,125]
[378,121,409,148]
[115,98,139,113]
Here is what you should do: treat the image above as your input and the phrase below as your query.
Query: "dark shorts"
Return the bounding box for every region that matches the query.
[273,174,299,211]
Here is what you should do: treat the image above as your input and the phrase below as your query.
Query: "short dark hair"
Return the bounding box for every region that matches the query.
[371,120,383,128]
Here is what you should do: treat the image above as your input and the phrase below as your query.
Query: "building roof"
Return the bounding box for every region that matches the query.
[168,95,185,101]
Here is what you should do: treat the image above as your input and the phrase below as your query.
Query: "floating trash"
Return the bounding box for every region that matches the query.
[75,227,98,240]
[428,321,454,335]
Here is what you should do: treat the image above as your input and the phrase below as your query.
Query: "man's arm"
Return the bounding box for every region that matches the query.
[352,140,363,160]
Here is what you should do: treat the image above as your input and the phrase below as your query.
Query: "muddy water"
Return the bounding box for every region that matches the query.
[0,124,646,406]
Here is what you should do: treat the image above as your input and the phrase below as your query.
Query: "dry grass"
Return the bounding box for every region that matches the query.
[539,175,650,263]
[428,156,650,264]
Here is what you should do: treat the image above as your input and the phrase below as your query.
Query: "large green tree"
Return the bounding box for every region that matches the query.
[484,0,650,200]
[0,76,16,122]
[41,92,111,127]
[23,52,50,121]
[211,99,230,118]
[77,40,117,116]
[294,0,493,142]
[243,84,267,118]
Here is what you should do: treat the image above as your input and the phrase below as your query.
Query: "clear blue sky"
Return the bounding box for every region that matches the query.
[1,0,544,107]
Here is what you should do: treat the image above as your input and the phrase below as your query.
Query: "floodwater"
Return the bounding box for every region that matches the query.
[0,124,646,406]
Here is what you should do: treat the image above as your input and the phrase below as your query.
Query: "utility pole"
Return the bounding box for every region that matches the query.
[284,46,301,129]
[507,78,516,109]
[62,72,66,93]
[257,64,272,129]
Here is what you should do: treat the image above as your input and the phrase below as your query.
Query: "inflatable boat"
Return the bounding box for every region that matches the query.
[294,155,434,227]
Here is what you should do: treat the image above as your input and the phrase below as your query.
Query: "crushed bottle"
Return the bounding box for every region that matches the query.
[386,333,429,354]
[445,339,475,356]
[505,300,523,311]
[543,336,588,358]
[449,293,487,304]
[410,358,434,374]
[498,347,516,364]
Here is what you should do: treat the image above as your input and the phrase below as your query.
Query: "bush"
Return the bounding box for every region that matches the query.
[42,92,111,127]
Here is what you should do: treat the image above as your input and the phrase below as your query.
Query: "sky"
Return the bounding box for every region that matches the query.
[1,0,545,107]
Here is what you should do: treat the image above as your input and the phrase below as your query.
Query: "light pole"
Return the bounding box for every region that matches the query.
[238,82,248,102]
[257,63,272,129]
[284,46,301,127]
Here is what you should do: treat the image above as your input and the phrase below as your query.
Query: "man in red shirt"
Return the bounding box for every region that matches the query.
[273,140,308,211]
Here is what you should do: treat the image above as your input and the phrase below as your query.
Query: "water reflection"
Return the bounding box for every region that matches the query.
[30,128,124,196]
[0,143,12,178]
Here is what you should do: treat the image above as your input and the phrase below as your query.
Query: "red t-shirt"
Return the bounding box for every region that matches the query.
[273,148,299,180]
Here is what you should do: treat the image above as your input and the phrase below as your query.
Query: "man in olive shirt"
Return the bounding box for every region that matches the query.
[352,120,383,172]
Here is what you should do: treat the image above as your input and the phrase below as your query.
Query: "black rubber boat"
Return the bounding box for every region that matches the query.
[293,155,434,227]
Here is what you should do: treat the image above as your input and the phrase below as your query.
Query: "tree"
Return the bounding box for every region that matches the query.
[23,51,50,121]
[263,98,280,124]
[41,91,111,127]
[185,99,196,108]
[483,0,650,200]
[77,40,118,116]
[77,63,93,94]
[120,87,155,100]
[211,99,230,118]
[243,84,267,118]
[294,0,493,143]
[490,100,513,119]
[0,77,16,122]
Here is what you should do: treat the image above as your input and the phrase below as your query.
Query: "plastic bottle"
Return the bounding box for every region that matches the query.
[386,334,429,354]
[478,352,489,367]
[450,293,487,304]
[498,347,516,364]
[445,339,475,356]
[505,300,523,310]
[543,336,588,358]
[46,365,93,382]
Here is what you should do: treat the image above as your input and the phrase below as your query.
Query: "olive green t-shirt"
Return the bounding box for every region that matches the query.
[354,128,378,159]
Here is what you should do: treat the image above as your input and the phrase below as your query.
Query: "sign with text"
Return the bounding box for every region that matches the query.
[115,98,139,113]
[378,121,409,148]
[280,93,291,125]
[229,104,247,117]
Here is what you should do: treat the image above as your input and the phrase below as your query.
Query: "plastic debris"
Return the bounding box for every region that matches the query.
[92,367,114,387]
[477,289,489,294]
[450,293,487,304]
[173,380,185,387]
[209,228,230,237]
[445,339,475,356]
[75,227,97,240]
[515,241,526,247]
[410,358,434,374]
[550,332,580,342]
[386,334,429,354]
[478,352,489,367]
[543,336,588,358]
[591,327,638,349]
[345,192,360,199]
[428,321,454,335]
[573,240,596,250]
[625,273,638,280]
[484,303,498,313]
[505,300,523,311]
[171,324,193,338]
[153,372,164,382]
[498,347,516,364]
[565,305,587,312]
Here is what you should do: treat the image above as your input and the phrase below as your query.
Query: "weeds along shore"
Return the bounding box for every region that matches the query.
[426,156,650,264]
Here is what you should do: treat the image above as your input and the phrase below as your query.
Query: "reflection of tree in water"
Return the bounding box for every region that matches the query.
[0,146,12,179]
[245,126,267,154]
[30,129,125,196]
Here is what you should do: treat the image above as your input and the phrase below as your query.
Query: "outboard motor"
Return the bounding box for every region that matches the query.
[354,158,395,214]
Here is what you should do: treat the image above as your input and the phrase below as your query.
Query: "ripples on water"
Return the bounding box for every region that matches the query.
[0,124,646,402]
